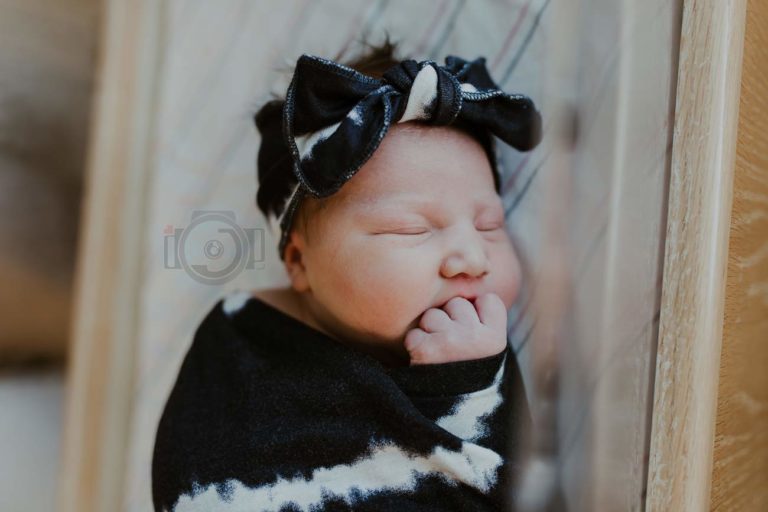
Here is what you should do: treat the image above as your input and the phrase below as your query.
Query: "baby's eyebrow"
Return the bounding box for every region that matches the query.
[356,195,500,207]
[352,195,502,215]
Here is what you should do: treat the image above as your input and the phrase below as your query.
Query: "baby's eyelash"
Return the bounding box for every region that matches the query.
[373,218,505,236]
[388,229,430,235]
[478,222,504,231]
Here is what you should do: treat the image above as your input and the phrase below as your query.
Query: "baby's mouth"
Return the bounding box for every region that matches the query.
[434,293,479,310]
[408,294,483,333]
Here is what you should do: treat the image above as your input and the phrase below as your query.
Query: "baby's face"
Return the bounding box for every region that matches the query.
[288,123,522,363]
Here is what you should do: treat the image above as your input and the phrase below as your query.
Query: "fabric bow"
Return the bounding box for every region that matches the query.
[283,54,543,199]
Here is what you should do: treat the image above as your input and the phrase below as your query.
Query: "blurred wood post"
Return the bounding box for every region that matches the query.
[57,1,165,511]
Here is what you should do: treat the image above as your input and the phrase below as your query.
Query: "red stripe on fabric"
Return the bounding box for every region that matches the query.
[336,0,383,61]
[501,153,531,196]
[414,0,451,56]
[491,0,531,73]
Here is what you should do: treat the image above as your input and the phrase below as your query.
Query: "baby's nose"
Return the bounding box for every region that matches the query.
[441,254,488,279]
[439,226,490,279]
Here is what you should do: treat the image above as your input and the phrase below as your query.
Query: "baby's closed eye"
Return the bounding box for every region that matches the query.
[385,229,431,235]
[477,221,504,231]
[373,221,505,236]
[368,218,432,236]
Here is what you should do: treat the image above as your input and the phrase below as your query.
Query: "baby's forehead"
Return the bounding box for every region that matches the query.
[324,122,499,213]
[386,122,474,145]
[340,190,503,214]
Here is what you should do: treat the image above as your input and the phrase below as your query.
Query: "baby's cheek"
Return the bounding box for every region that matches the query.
[491,245,523,310]
[362,272,418,319]
[355,264,428,337]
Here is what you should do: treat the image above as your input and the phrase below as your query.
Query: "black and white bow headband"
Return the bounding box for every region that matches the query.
[268,53,542,260]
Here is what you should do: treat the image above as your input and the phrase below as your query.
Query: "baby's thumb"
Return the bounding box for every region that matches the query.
[474,293,508,332]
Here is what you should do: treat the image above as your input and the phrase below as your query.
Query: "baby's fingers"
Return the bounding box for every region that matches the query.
[419,308,452,333]
[404,327,429,353]
[404,328,442,365]
[474,293,507,332]
[442,296,479,323]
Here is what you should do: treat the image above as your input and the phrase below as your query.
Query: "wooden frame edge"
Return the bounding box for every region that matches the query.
[645,0,747,510]
[56,1,166,510]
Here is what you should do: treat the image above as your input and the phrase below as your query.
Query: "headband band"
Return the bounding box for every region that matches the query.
[257,53,543,261]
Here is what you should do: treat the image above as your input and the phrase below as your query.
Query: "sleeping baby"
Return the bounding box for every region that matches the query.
[152,39,542,512]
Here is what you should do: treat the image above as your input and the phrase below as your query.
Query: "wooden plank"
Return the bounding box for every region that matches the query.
[56,1,166,511]
[710,0,768,508]
[646,0,747,510]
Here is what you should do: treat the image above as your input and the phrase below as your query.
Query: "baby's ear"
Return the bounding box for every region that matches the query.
[283,233,310,293]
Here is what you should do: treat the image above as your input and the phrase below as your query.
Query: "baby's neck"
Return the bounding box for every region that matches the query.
[252,286,324,333]
[253,286,410,368]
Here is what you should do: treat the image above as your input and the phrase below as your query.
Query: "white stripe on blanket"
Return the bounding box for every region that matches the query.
[173,442,502,512]
[170,366,507,512]
[436,352,507,441]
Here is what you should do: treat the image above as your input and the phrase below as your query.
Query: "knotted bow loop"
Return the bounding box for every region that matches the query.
[284,55,396,198]
[444,55,498,89]
[381,59,421,92]
[287,55,382,136]
[382,59,462,125]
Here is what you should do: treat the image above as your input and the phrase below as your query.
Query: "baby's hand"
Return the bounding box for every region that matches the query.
[404,292,508,366]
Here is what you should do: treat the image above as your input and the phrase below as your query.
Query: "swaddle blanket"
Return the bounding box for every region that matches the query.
[152,290,530,511]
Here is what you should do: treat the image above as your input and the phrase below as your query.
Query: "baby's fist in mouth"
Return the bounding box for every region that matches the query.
[405,292,508,366]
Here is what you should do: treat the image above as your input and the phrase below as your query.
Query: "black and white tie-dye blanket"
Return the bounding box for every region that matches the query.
[152,290,531,511]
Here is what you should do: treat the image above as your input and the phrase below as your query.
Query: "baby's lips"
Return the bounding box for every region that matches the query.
[443,292,505,310]
[434,293,480,310]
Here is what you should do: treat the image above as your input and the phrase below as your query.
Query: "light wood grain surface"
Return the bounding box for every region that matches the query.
[646,0,747,510]
[710,0,768,509]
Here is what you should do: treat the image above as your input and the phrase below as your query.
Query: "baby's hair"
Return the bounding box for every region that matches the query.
[253,34,500,250]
